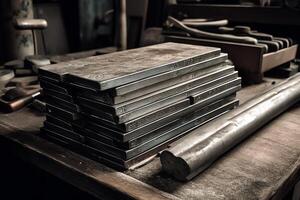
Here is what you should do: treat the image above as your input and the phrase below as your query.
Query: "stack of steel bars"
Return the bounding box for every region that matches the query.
[38,42,241,170]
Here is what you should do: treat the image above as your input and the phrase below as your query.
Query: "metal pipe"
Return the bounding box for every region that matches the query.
[160,73,300,181]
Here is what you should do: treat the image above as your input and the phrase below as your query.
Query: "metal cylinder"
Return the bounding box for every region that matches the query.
[160,73,300,181]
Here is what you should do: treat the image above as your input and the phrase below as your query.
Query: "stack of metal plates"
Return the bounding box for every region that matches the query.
[39,42,241,170]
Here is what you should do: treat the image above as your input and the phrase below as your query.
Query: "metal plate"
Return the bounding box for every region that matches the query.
[124,99,239,149]
[113,63,234,104]
[40,79,71,94]
[42,88,74,103]
[46,114,73,130]
[86,95,236,142]
[41,97,235,169]
[75,62,232,106]
[113,54,227,95]
[79,104,116,122]
[75,71,238,121]
[40,127,129,170]
[191,78,241,103]
[81,99,190,139]
[43,121,85,143]
[116,72,238,123]
[44,94,80,112]
[84,99,238,160]
[39,43,221,90]
[46,104,79,121]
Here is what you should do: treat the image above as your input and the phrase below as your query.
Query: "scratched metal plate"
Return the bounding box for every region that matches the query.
[84,97,238,149]
[81,99,190,139]
[74,62,233,105]
[42,88,74,103]
[75,71,238,124]
[41,97,235,169]
[41,127,158,170]
[123,99,239,149]
[44,94,80,112]
[113,54,227,96]
[43,121,85,143]
[46,104,79,121]
[75,65,236,115]
[46,114,73,130]
[39,43,221,90]
[79,104,116,122]
[120,74,239,129]
[45,114,85,131]
[114,71,238,123]
[85,95,236,142]
[83,99,238,160]
[191,78,242,103]
[112,63,234,104]
[40,78,72,95]
[81,98,190,128]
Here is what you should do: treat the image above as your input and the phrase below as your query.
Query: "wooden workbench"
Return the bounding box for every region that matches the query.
[0,78,299,200]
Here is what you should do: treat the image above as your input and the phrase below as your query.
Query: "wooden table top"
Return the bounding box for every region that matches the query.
[0,78,299,200]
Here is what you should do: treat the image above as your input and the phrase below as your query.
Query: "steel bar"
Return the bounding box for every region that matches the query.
[160,73,300,181]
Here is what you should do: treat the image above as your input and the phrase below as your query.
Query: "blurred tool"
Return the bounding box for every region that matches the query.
[164,16,298,83]
[14,18,48,55]
[0,86,41,113]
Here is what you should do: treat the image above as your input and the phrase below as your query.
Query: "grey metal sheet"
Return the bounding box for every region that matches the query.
[46,114,85,130]
[121,75,239,128]
[79,104,117,122]
[38,75,61,84]
[42,98,235,169]
[40,79,71,94]
[40,127,128,170]
[76,71,238,120]
[86,95,236,142]
[122,92,238,138]
[125,99,239,149]
[46,104,79,121]
[46,114,73,130]
[116,71,238,123]
[113,53,228,95]
[84,99,238,160]
[44,94,80,112]
[191,78,242,103]
[42,88,74,103]
[113,63,234,104]
[39,43,221,90]
[44,121,85,143]
[75,62,234,105]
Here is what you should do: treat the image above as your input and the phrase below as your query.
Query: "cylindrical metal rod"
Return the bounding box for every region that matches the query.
[160,73,300,181]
